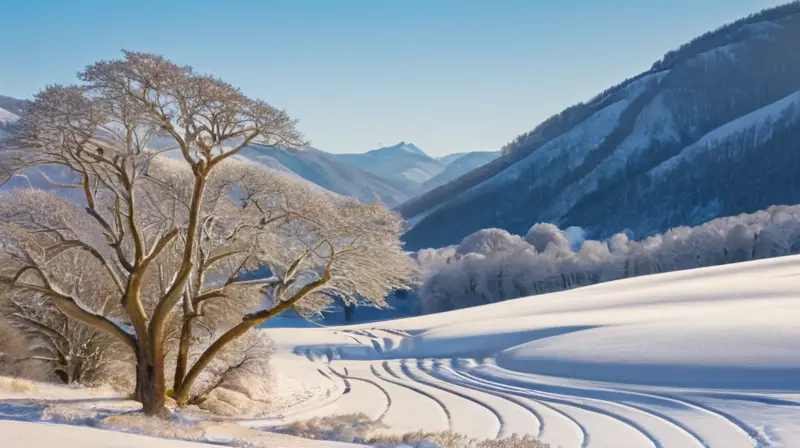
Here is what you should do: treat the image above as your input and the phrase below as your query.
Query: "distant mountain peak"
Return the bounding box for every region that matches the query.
[376,141,427,157]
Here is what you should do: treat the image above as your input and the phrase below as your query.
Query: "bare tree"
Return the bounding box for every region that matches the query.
[0,51,415,415]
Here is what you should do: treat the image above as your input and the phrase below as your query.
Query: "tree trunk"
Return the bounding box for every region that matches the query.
[343,303,354,322]
[174,263,332,405]
[173,317,192,393]
[135,348,167,416]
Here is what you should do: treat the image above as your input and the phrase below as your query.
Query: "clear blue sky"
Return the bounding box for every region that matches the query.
[0,0,786,156]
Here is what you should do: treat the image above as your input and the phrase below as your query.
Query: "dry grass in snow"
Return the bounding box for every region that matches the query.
[278,413,549,447]
[0,376,38,393]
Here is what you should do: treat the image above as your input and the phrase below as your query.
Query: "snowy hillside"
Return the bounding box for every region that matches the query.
[400,3,800,250]
[0,106,18,124]
[261,255,800,447]
[421,151,500,192]
[0,95,27,116]
[238,145,413,206]
[0,97,21,140]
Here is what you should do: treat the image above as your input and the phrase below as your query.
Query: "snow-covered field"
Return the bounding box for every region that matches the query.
[264,255,800,447]
[2,255,800,447]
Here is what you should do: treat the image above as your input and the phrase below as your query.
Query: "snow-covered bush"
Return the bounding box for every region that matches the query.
[418,205,800,313]
[190,331,275,417]
[279,413,385,443]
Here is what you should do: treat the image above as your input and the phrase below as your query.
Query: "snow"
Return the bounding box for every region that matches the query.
[401,167,436,183]
[456,98,630,201]
[109,317,137,336]
[266,255,800,447]
[652,89,800,177]
[4,256,800,447]
[0,421,214,448]
[0,420,364,448]
[689,42,741,65]
[543,89,677,221]
[0,106,19,123]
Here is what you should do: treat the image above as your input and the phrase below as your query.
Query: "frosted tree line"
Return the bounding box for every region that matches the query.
[417,205,800,314]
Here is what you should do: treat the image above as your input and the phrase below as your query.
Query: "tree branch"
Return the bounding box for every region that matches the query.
[43,240,125,294]
[0,275,136,351]
[175,243,335,403]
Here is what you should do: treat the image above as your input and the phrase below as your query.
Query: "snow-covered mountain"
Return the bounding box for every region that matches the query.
[336,142,499,196]
[0,95,24,137]
[436,152,470,165]
[336,141,445,187]
[0,93,505,207]
[399,2,800,250]
[0,107,18,124]
[0,95,27,117]
[421,151,499,192]
[237,145,414,206]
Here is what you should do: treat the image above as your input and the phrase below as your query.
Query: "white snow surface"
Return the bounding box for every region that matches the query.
[3,256,800,447]
[0,106,19,123]
[264,255,800,447]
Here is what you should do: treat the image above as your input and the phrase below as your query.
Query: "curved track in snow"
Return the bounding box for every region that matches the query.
[270,257,800,447]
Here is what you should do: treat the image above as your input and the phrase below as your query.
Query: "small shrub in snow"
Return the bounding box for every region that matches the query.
[188,330,275,417]
[190,331,275,401]
[42,404,103,426]
[279,413,385,443]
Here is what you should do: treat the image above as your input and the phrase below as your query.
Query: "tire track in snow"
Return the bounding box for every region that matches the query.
[346,328,405,354]
[399,359,504,439]
[442,362,591,447]
[328,365,392,421]
[418,359,544,439]
[453,363,665,447]
[376,361,453,430]
[659,394,769,448]
[477,360,758,448]
[386,360,499,439]
[469,362,709,448]
[445,361,589,448]
[367,364,449,434]
[308,364,387,421]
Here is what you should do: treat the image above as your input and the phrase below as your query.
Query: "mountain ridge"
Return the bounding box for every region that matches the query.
[0,104,495,206]
[400,1,800,250]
